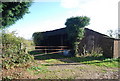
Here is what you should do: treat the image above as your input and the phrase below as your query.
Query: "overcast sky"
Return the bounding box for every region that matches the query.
[8,0,119,39]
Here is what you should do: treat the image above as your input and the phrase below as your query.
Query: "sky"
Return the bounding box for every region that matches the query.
[7,0,119,39]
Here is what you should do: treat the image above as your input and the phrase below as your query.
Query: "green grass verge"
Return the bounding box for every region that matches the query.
[70,55,120,68]
[29,51,119,68]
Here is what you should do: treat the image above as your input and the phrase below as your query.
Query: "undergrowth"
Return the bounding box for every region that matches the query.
[2,31,34,69]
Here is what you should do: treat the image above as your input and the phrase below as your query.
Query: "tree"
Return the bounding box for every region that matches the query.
[107,30,113,37]
[0,1,32,29]
[32,32,43,46]
[114,29,120,39]
[0,1,34,69]
[107,29,120,39]
[118,28,120,39]
[65,16,90,55]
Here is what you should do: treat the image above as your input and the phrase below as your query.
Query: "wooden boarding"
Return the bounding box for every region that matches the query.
[33,46,69,56]
[33,50,64,56]
[34,46,68,48]
[35,49,65,51]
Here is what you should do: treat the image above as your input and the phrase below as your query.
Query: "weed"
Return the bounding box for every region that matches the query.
[41,64,54,66]
[37,78,42,80]
[75,66,85,69]
[27,66,49,74]
[67,76,76,80]
[2,76,12,81]
[45,59,64,64]
[101,69,107,73]
[63,69,73,72]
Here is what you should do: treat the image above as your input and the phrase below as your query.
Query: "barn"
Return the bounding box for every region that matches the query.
[34,27,120,58]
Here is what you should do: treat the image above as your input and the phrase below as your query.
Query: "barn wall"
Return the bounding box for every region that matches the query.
[37,34,69,53]
[113,39,120,58]
[78,28,115,58]
[101,37,114,58]
[40,34,69,46]
[35,28,119,58]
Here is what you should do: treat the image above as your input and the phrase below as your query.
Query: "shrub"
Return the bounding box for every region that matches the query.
[2,30,34,69]
[32,32,43,46]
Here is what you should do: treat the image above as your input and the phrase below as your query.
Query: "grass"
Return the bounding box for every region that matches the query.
[41,64,54,66]
[30,51,119,68]
[69,55,120,68]
[27,65,49,74]
[45,59,65,64]
[36,69,75,79]
[26,52,119,79]
[34,53,67,60]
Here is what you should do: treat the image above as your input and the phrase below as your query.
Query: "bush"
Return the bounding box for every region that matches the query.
[2,30,34,69]
[32,32,43,46]
[65,16,90,55]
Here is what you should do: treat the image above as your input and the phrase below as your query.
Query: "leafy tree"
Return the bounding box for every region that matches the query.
[107,29,120,39]
[0,1,32,29]
[0,1,34,69]
[114,29,120,39]
[107,30,113,37]
[65,16,90,55]
[32,32,43,46]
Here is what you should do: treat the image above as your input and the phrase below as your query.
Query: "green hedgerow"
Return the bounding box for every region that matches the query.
[2,30,34,69]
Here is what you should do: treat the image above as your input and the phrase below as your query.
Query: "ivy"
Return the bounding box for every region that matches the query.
[65,16,90,55]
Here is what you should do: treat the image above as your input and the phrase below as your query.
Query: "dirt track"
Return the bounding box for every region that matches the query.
[39,58,119,79]
[2,58,119,79]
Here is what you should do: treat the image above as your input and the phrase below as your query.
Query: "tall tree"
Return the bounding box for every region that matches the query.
[114,29,120,39]
[65,16,90,55]
[107,29,120,39]
[107,30,113,37]
[0,1,32,29]
[1,1,34,69]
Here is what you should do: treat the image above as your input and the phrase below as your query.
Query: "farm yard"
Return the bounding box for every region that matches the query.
[2,51,119,80]
[1,12,120,81]
[1,1,120,81]
[1,28,120,80]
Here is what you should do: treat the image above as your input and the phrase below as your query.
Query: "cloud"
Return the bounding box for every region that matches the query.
[61,0,80,8]
[60,0,94,8]
[33,0,60,2]
[61,0,119,34]
[8,0,119,39]
[8,19,66,39]
[84,0,118,33]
